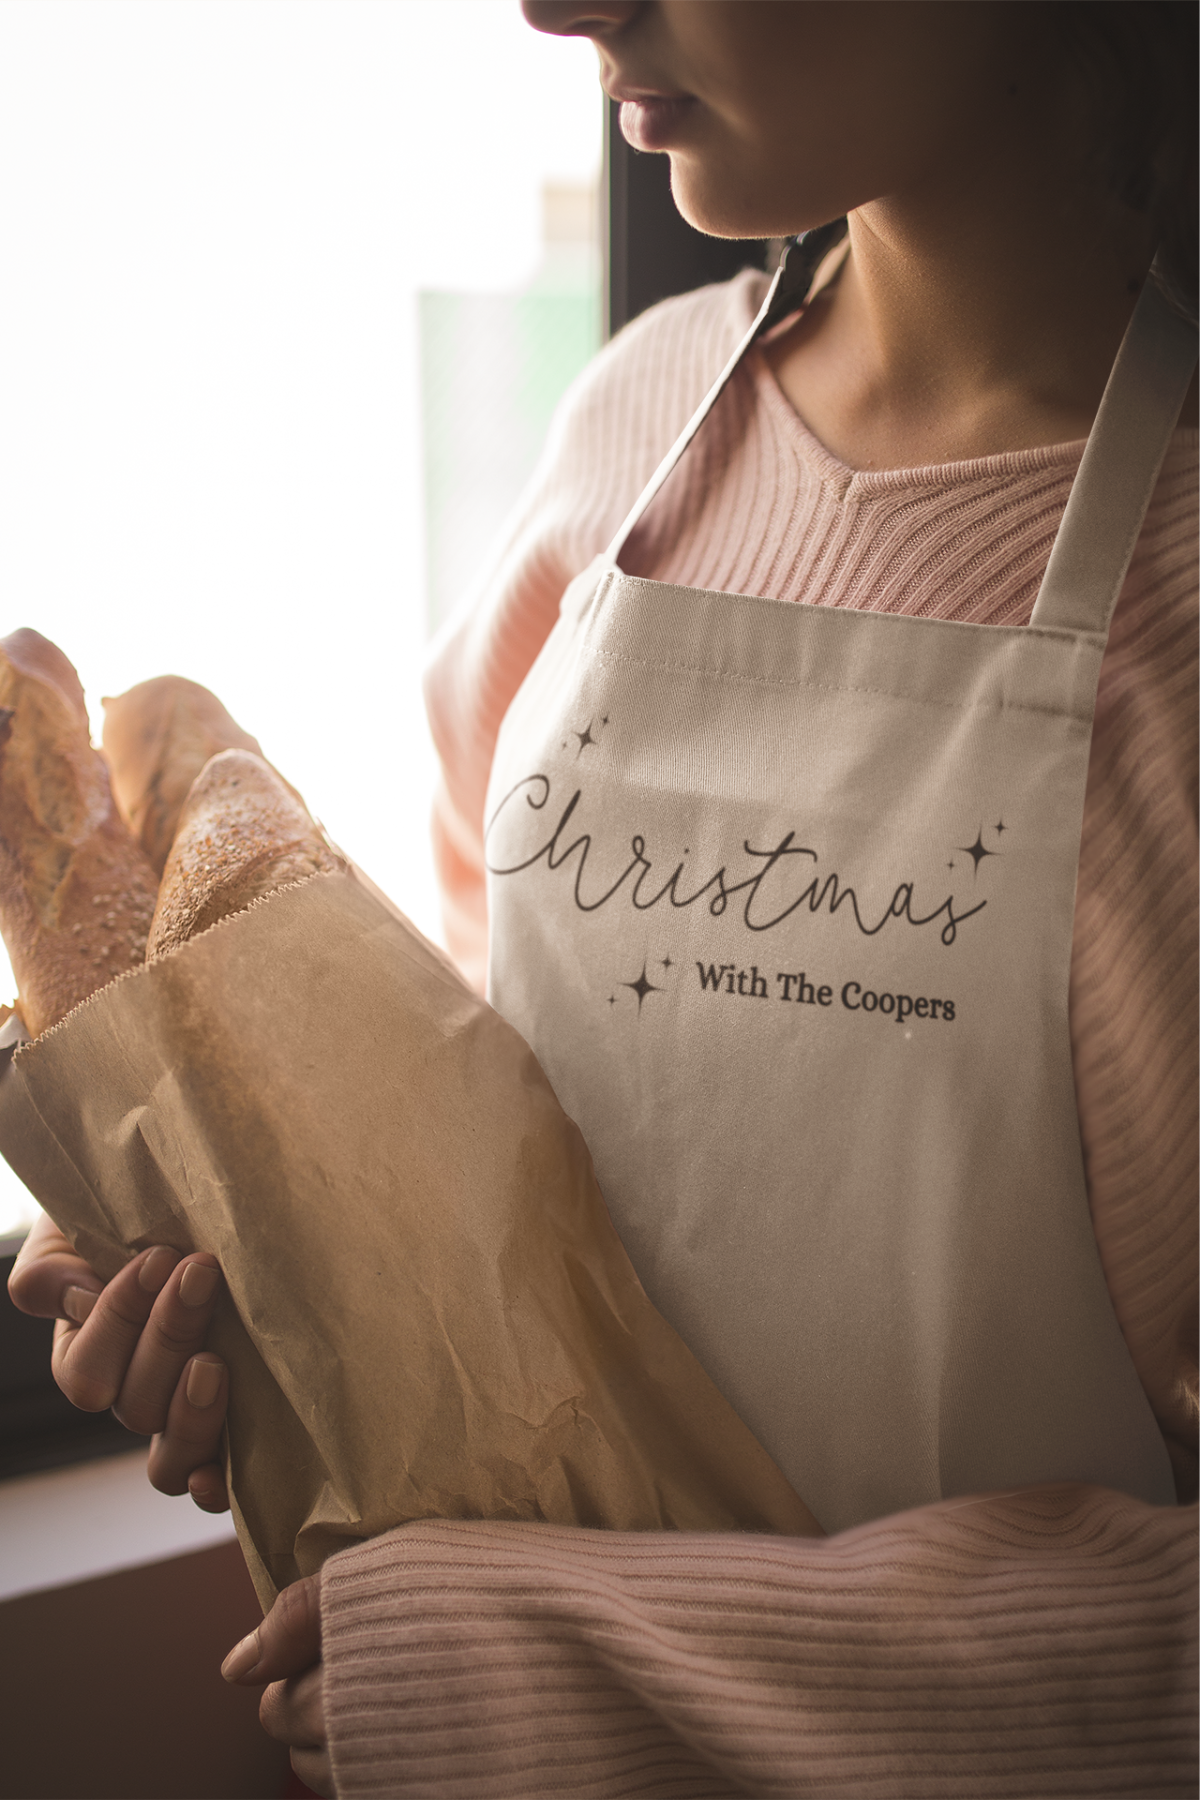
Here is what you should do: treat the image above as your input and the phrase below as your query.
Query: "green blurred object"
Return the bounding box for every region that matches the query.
[420,183,600,636]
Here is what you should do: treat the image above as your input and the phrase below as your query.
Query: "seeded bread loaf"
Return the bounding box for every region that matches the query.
[0,630,159,1035]
[147,748,344,959]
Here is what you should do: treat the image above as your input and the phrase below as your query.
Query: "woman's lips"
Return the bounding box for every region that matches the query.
[618,96,695,153]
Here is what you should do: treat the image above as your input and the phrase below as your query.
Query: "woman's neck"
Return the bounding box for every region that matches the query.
[767,120,1196,471]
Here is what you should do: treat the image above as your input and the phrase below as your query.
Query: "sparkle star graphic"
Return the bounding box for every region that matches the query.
[956,825,999,876]
[621,962,663,1013]
[994,819,1006,835]
[661,955,673,970]
[573,722,598,755]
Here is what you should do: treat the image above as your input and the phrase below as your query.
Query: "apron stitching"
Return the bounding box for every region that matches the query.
[618,569,1102,625]
[589,649,1099,720]
[607,575,1106,650]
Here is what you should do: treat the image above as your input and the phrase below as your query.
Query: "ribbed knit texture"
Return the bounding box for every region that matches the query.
[324,272,1199,1797]
[323,1492,1196,1799]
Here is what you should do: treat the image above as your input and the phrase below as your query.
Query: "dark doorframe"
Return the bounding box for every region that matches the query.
[604,99,772,339]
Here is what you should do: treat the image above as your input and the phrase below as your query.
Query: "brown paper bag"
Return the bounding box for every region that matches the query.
[0,868,819,1605]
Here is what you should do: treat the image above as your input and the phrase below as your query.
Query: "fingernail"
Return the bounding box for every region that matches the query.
[62,1285,99,1325]
[179,1262,219,1309]
[221,1630,260,1682]
[186,1355,223,1408]
[138,1245,178,1294]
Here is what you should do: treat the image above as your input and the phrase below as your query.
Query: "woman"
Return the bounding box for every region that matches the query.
[11,4,1197,1795]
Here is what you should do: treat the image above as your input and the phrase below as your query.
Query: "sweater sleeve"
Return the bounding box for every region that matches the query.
[321,1489,1197,1799]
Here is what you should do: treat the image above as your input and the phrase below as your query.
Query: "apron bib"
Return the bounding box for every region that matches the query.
[484,247,1195,1532]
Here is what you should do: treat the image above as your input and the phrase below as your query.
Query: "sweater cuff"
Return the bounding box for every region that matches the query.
[321,1520,739,1799]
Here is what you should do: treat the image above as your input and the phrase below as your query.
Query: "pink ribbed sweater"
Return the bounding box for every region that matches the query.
[321,273,1198,1798]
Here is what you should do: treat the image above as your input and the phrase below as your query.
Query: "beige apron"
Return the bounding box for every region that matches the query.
[484,249,1195,1533]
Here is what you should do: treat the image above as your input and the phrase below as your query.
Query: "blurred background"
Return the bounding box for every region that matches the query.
[0,0,604,1240]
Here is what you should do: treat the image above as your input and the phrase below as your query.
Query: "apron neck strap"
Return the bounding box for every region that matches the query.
[605,222,848,566]
[606,236,1196,642]
[1029,272,1197,637]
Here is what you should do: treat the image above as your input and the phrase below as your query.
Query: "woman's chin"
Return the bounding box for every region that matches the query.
[664,158,794,244]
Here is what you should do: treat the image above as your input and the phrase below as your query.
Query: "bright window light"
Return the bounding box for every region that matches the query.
[0,0,602,1238]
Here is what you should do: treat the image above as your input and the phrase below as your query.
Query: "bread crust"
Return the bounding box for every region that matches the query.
[0,631,158,1035]
[101,676,265,876]
[147,749,343,959]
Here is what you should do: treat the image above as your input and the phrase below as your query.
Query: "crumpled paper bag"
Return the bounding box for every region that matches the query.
[0,867,819,1605]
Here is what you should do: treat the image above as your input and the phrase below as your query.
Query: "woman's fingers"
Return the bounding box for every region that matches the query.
[147,1353,230,1506]
[50,1246,222,1428]
[13,1227,229,1487]
[260,1669,333,1797]
[223,1574,322,1684]
[51,1245,180,1410]
[228,1580,330,1797]
[7,1211,102,1320]
[187,1461,232,1513]
[115,1254,223,1435]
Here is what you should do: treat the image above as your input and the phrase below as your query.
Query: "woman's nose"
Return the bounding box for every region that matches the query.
[521,2,642,38]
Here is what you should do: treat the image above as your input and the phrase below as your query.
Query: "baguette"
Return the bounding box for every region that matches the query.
[101,676,266,876]
[0,630,158,1036]
[147,748,344,959]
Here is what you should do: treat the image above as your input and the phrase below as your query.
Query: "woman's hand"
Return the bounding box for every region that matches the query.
[8,1211,231,1510]
[223,1574,332,1798]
